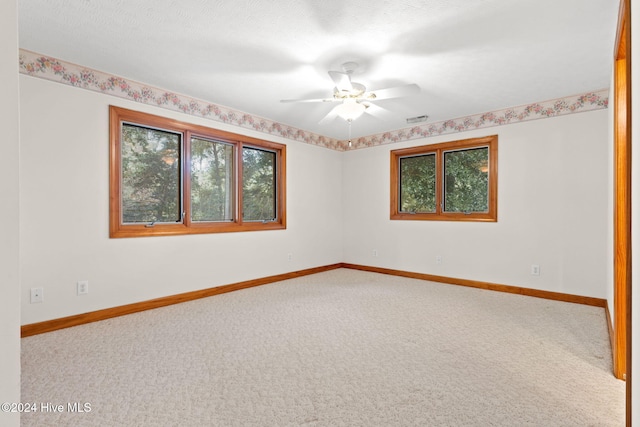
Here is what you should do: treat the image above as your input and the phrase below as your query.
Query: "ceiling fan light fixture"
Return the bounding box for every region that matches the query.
[335,99,366,121]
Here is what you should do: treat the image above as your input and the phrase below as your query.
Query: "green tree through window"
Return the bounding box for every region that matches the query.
[190,138,234,222]
[243,147,277,221]
[121,124,181,223]
[390,135,497,222]
[444,147,489,213]
[110,106,286,237]
[399,154,436,213]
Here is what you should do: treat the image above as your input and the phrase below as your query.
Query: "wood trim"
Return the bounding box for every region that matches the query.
[606,302,615,365]
[614,51,630,381]
[108,105,122,236]
[22,263,610,345]
[236,141,245,225]
[279,145,287,228]
[19,261,621,420]
[341,263,607,308]
[615,0,627,61]
[21,263,342,337]
[613,0,631,389]
[612,0,632,422]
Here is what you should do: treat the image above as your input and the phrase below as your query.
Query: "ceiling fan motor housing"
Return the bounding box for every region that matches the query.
[335,82,366,98]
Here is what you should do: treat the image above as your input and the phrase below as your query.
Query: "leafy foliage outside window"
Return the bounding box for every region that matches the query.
[121,124,181,223]
[399,154,436,213]
[444,147,489,213]
[191,138,234,222]
[243,147,276,221]
[110,106,286,237]
[390,135,497,222]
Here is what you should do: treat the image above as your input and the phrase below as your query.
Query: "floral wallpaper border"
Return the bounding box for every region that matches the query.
[348,90,609,150]
[18,49,342,151]
[19,49,608,152]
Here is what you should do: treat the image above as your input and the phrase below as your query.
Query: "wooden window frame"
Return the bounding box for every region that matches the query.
[390,135,498,222]
[109,106,286,238]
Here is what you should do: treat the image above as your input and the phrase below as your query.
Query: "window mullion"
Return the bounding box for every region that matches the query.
[236,142,243,225]
[436,148,443,215]
[183,131,192,227]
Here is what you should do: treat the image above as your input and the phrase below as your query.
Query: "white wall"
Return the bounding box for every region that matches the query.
[0,0,21,426]
[19,76,343,325]
[342,110,610,299]
[19,74,613,315]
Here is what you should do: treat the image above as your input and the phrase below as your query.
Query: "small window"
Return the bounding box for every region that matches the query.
[443,146,490,213]
[110,106,286,237]
[399,153,436,213]
[190,137,235,222]
[391,135,497,222]
[121,123,182,224]
[242,146,277,222]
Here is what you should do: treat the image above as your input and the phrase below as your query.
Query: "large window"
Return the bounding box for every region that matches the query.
[110,106,286,237]
[390,135,497,222]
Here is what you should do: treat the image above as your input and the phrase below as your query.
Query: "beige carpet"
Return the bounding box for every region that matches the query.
[21,269,624,426]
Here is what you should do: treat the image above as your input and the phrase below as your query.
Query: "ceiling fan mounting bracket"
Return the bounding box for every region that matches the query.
[341,61,359,74]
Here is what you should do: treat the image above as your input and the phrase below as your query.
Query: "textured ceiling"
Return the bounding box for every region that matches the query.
[18,0,619,140]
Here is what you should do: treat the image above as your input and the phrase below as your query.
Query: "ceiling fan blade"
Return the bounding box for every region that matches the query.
[362,102,396,120]
[280,97,336,103]
[364,83,420,101]
[328,70,353,93]
[319,105,340,124]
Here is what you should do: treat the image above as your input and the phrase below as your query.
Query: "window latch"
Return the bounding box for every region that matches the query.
[145,221,156,228]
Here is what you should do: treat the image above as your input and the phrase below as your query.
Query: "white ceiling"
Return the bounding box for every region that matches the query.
[18,0,619,140]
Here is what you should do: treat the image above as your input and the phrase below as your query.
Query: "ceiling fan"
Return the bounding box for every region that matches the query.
[280,61,420,124]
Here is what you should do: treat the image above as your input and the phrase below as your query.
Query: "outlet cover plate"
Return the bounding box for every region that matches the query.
[30,287,43,304]
[77,280,89,295]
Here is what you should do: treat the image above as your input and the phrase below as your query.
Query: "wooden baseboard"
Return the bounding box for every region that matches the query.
[341,263,608,308]
[605,302,616,367]
[22,262,608,338]
[21,263,343,337]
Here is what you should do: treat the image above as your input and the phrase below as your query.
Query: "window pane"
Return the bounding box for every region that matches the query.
[399,154,436,213]
[121,124,181,223]
[242,147,276,221]
[443,147,489,213]
[190,138,234,222]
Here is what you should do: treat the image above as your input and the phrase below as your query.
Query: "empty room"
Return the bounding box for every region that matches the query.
[2,0,639,426]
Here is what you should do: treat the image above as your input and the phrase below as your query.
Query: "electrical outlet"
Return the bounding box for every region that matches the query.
[287,253,293,262]
[372,249,378,257]
[531,264,540,276]
[436,255,442,265]
[77,280,89,295]
[30,287,44,304]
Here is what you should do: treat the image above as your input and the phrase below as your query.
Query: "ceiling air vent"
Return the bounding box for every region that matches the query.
[406,115,429,124]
